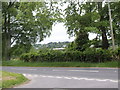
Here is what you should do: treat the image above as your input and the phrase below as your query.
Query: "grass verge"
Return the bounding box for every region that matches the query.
[2,60,119,68]
[0,71,28,88]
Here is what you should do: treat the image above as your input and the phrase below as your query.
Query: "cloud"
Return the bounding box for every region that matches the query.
[38,23,75,44]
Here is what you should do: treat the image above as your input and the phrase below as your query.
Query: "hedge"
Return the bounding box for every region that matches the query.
[20,48,115,63]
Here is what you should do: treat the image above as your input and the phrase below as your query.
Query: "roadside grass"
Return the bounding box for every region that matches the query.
[2,60,119,67]
[0,71,28,88]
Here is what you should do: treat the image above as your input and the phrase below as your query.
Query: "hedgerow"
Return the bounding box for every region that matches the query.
[20,48,117,63]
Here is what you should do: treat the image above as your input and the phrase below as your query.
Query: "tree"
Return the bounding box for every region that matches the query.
[75,31,89,51]
[2,2,58,60]
[95,2,120,48]
[64,1,120,50]
[89,2,120,49]
[64,2,97,51]
[95,2,109,49]
[0,2,2,62]
[111,2,120,46]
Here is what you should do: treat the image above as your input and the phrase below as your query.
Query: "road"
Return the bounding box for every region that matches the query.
[2,66,119,88]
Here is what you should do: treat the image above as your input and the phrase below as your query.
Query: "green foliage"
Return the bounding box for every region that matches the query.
[75,32,89,51]
[1,71,28,88]
[89,39,102,48]
[83,48,112,62]
[2,60,118,67]
[66,32,89,51]
[64,2,100,51]
[64,2,120,50]
[2,1,120,61]
[84,27,99,33]
[115,30,120,46]
[66,42,77,51]
[2,2,61,60]
[10,44,32,59]
[111,47,120,60]
[20,49,113,63]
[20,52,39,62]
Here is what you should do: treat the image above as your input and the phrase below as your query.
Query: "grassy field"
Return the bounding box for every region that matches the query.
[0,71,28,88]
[2,60,119,67]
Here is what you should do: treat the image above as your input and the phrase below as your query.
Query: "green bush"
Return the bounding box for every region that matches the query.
[20,52,39,62]
[83,48,112,62]
[111,47,120,60]
[20,49,113,63]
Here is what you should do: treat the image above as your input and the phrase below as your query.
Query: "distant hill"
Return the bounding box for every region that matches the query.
[34,41,70,49]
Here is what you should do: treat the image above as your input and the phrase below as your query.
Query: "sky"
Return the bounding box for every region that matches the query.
[38,23,75,44]
[37,2,98,44]
[38,23,97,44]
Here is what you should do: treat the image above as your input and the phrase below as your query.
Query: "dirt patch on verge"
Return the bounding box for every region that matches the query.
[2,76,16,81]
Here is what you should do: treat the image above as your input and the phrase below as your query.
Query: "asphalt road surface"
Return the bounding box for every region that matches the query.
[2,66,119,88]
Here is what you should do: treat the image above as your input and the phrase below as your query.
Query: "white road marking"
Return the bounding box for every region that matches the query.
[71,77,80,80]
[63,77,72,79]
[55,76,63,78]
[42,76,47,77]
[34,75,38,77]
[27,74,32,77]
[53,70,99,73]
[109,80,118,83]
[114,71,118,72]
[47,76,54,78]
[23,74,27,76]
[22,74,118,83]
[68,70,99,72]
[96,79,107,82]
[11,68,37,71]
[39,75,44,77]
[84,78,94,81]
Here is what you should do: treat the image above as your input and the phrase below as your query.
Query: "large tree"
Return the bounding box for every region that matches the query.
[111,2,120,46]
[2,2,60,60]
[64,2,98,51]
[96,2,120,48]
[64,1,120,50]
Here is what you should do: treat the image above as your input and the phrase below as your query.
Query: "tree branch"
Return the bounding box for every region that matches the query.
[11,30,22,45]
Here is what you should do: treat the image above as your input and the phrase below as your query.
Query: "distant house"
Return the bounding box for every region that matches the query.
[53,48,65,50]
[63,45,67,48]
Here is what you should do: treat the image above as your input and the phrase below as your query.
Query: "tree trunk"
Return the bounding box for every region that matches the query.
[101,27,109,49]
[7,7,11,60]
[98,2,109,49]
[2,2,11,61]
[2,11,8,60]
[2,32,11,61]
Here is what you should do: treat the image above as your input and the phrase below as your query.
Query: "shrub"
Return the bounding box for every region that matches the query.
[20,52,39,62]
[111,47,120,60]
[20,49,113,63]
[83,48,112,62]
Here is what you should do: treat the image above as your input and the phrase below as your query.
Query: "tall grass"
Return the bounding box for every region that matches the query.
[2,60,119,67]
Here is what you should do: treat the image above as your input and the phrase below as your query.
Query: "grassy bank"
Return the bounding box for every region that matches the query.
[0,71,28,88]
[2,60,119,67]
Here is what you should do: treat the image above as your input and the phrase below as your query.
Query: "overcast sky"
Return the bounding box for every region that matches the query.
[38,23,97,44]
[37,2,97,44]
[38,23,75,44]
